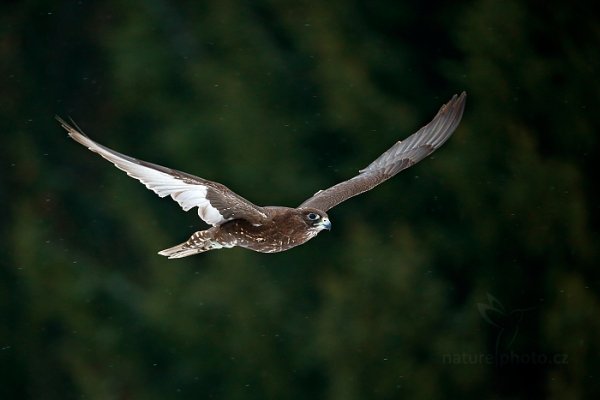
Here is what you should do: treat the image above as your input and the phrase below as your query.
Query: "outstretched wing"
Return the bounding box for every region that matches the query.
[57,118,268,226]
[299,92,466,211]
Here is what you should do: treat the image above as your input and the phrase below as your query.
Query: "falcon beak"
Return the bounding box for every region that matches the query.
[319,218,332,231]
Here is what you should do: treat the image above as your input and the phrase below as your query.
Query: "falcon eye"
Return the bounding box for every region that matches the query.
[307,212,320,221]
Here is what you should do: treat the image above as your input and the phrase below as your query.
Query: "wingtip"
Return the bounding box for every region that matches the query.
[55,115,69,129]
[437,91,467,118]
[458,90,467,109]
[445,91,467,116]
[56,115,90,141]
[453,91,467,104]
[457,91,467,105]
[448,91,466,100]
[456,91,467,109]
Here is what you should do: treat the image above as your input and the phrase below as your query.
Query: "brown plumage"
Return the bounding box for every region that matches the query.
[58,92,466,258]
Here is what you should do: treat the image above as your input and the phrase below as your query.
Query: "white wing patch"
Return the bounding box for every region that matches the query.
[63,124,226,226]
[197,199,223,224]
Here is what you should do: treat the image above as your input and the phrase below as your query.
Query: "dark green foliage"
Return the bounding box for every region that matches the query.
[1,0,599,398]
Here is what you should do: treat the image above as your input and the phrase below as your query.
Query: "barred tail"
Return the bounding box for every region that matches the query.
[158,230,224,259]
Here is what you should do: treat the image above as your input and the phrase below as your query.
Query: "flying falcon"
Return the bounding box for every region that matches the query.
[58,92,466,258]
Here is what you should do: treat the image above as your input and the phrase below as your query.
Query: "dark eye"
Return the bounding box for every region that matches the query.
[307,212,319,221]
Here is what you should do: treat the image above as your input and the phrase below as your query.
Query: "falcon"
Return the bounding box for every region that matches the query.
[58,92,466,258]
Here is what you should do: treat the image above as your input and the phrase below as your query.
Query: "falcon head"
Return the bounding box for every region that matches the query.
[299,208,331,231]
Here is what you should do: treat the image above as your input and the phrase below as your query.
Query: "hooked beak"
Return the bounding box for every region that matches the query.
[319,217,332,231]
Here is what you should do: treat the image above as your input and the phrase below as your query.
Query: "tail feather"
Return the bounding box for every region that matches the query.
[158,230,224,259]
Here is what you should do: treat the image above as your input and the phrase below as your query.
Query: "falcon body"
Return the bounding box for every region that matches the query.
[58,92,466,258]
[160,207,331,257]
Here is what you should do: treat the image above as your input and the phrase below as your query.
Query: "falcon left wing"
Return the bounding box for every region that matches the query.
[57,118,268,226]
[299,92,466,212]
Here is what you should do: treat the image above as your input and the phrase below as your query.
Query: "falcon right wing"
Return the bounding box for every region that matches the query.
[57,118,268,226]
[299,92,466,212]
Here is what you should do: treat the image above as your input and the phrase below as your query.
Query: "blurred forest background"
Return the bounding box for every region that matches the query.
[1,0,599,399]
